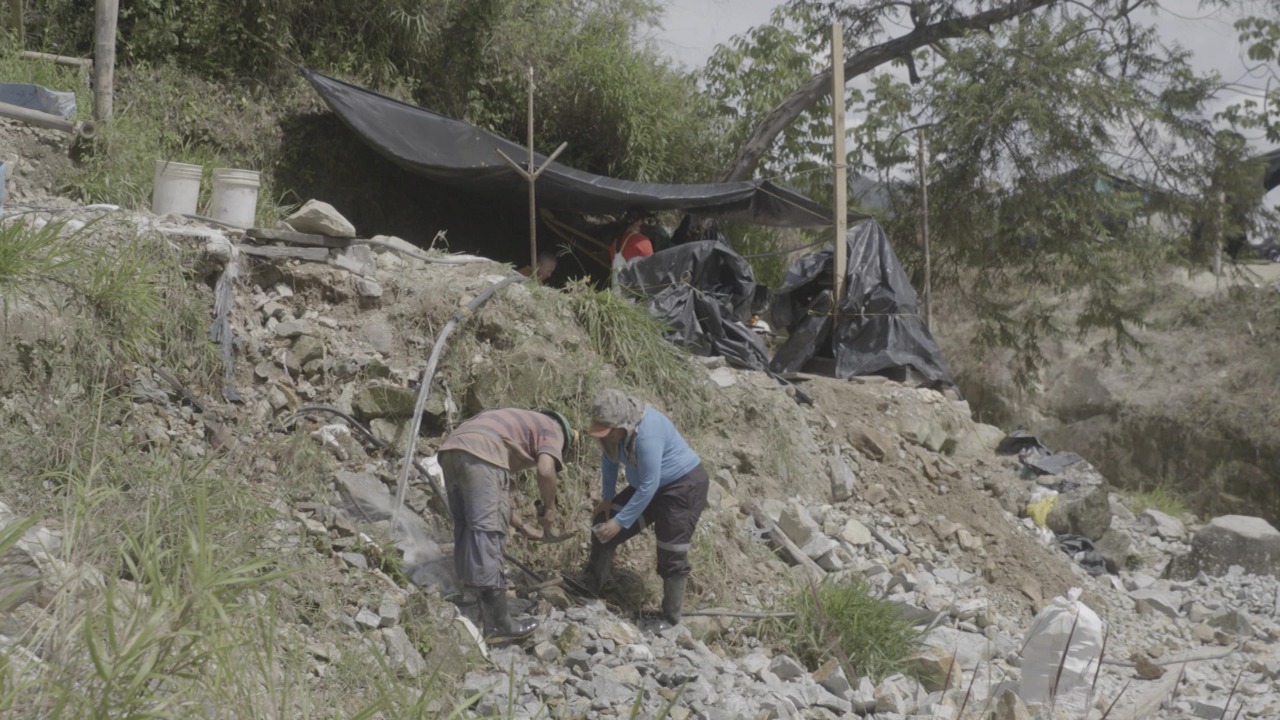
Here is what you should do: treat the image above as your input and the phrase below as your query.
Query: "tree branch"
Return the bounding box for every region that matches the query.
[720,0,1061,183]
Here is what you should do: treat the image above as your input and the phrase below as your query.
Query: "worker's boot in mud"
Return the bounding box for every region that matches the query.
[660,575,688,627]
[575,544,616,596]
[479,589,538,644]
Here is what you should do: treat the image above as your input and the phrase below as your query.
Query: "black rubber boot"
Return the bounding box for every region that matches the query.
[579,544,617,595]
[661,575,688,626]
[479,589,538,644]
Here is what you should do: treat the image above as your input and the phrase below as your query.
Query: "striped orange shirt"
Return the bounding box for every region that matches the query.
[438,409,564,472]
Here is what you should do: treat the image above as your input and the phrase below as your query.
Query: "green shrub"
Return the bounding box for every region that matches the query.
[764,578,922,682]
[1125,485,1189,518]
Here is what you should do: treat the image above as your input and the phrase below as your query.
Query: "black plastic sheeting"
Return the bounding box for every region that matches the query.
[769,219,954,385]
[306,70,858,228]
[617,241,769,370]
[997,430,1085,475]
[1057,534,1108,577]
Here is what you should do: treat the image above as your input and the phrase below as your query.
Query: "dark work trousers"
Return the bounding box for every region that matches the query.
[593,464,709,579]
[439,449,510,590]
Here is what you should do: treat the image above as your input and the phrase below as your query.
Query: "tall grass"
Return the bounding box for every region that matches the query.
[566,281,713,428]
[762,578,922,682]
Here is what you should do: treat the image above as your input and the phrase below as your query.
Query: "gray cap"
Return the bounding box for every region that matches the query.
[587,389,644,437]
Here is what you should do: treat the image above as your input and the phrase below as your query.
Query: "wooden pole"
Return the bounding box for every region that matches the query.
[526,67,538,281]
[93,0,118,122]
[917,129,932,330]
[1214,190,1224,291]
[831,23,848,313]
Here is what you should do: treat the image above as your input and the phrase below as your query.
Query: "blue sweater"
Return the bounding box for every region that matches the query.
[602,406,701,529]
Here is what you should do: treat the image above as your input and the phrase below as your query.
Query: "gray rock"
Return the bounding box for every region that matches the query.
[872,527,908,556]
[777,504,819,548]
[382,626,426,677]
[353,382,419,420]
[339,551,367,569]
[378,595,401,627]
[874,673,918,715]
[355,277,383,298]
[1209,609,1257,638]
[533,641,559,662]
[273,319,311,338]
[769,654,806,682]
[850,676,877,714]
[1169,515,1280,579]
[1187,697,1227,719]
[286,199,356,238]
[812,658,852,699]
[287,335,325,374]
[1094,527,1135,573]
[1139,508,1187,540]
[354,608,381,630]
[1045,482,1112,541]
[708,367,737,388]
[801,534,838,561]
[919,626,993,670]
[740,652,771,679]
[829,451,857,502]
[840,518,874,546]
[1130,588,1184,618]
[564,649,591,672]
[360,321,394,355]
[332,244,377,276]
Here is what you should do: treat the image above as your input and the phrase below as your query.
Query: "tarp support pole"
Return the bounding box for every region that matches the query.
[831,23,848,313]
[1214,189,1224,291]
[93,0,117,122]
[495,66,567,284]
[918,128,931,330]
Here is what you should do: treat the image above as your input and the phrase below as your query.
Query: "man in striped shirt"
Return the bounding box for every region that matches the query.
[438,408,577,643]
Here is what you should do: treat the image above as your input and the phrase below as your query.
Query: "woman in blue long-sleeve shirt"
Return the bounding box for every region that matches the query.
[579,389,709,627]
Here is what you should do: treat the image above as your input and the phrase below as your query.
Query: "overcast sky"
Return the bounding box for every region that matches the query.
[649,0,1274,146]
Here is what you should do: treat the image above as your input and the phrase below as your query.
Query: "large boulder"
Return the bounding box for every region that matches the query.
[1045,483,1112,541]
[1168,515,1280,580]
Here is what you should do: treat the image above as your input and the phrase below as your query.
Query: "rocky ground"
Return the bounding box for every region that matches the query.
[2,121,1280,719]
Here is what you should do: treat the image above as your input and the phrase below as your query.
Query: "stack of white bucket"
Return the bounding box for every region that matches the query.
[152,160,259,228]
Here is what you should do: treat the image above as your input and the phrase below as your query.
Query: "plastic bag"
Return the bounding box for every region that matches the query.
[1017,588,1104,715]
[1025,489,1059,527]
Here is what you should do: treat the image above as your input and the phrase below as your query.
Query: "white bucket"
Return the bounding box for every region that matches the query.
[209,168,260,228]
[151,160,202,217]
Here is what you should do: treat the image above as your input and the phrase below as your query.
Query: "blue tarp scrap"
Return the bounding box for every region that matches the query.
[0,83,77,119]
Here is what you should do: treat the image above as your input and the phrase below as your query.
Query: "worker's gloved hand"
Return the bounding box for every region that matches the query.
[594,518,622,544]
[592,497,612,522]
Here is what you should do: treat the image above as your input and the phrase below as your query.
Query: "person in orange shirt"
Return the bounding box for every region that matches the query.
[610,216,655,265]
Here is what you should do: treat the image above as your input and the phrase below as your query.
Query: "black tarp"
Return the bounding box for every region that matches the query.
[305,70,858,227]
[769,219,954,385]
[617,241,769,371]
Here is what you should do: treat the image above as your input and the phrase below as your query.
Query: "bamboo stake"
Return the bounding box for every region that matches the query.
[1214,190,1225,291]
[93,0,118,122]
[918,129,932,329]
[19,50,93,68]
[831,23,848,313]
[495,67,568,285]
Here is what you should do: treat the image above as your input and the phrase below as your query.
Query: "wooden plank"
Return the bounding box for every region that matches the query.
[236,244,330,262]
[743,500,826,581]
[247,226,351,248]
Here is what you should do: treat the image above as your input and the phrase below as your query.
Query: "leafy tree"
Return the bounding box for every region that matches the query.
[26,0,720,184]
[703,0,1251,384]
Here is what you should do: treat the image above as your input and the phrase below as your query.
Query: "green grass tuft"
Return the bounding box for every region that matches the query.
[763,578,922,682]
[1124,485,1189,518]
